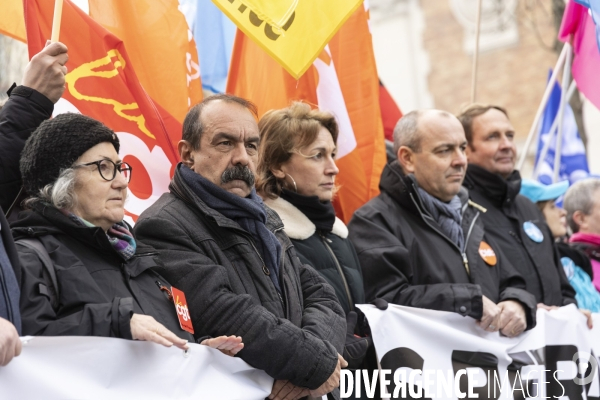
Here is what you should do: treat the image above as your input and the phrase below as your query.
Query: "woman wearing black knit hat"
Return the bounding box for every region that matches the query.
[12,113,243,355]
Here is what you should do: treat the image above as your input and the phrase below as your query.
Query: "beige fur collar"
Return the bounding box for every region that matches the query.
[264,196,348,240]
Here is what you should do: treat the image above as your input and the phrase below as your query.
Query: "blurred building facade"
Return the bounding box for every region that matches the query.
[370,0,600,174]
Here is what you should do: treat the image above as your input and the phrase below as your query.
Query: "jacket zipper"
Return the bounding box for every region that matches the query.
[461,212,480,275]
[247,239,285,309]
[409,192,477,277]
[318,232,354,311]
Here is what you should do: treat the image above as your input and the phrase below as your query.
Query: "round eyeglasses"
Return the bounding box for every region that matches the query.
[73,159,133,183]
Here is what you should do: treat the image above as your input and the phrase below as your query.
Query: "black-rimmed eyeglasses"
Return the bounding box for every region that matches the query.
[73,159,133,183]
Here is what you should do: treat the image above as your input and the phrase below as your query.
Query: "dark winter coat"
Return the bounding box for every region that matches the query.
[0,85,53,216]
[263,196,365,315]
[0,209,21,331]
[463,164,576,307]
[11,202,193,341]
[134,164,346,391]
[348,161,537,327]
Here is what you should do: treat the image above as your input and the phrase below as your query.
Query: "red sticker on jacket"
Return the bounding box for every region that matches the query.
[171,286,194,334]
[479,241,497,266]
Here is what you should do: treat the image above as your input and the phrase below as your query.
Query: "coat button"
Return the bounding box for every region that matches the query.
[262,265,270,276]
[459,306,467,313]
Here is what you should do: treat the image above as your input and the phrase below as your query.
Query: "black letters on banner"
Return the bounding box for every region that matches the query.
[451,350,500,399]
[379,345,600,399]
[380,347,431,400]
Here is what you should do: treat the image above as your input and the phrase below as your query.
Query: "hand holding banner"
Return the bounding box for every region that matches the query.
[358,304,599,400]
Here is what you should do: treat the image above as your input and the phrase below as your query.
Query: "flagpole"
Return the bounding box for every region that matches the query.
[533,80,577,179]
[552,42,573,183]
[50,0,64,43]
[516,43,569,171]
[470,0,483,103]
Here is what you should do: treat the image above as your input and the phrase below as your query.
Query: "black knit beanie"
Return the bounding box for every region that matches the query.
[20,113,120,196]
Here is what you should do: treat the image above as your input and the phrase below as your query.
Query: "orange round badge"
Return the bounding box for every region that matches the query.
[479,241,497,266]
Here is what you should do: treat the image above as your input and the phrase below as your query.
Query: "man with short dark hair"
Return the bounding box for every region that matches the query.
[349,109,536,337]
[135,94,346,399]
[458,105,579,315]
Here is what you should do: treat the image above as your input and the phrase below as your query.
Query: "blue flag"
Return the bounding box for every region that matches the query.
[535,70,589,185]
[179,0,236,93]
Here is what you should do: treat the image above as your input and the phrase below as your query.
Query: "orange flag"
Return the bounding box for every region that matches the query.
[88,0,203,124]
[25,0,181,223]
[227,4,386,222]
[0,0,26,42]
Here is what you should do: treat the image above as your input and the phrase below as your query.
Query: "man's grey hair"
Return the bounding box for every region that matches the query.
[563,178,600,233]
[393,110,422,155]
[25,168,78,210]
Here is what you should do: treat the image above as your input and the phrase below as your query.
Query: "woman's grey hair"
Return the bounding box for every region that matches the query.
[24,168,78,210]
[563,178,600,233]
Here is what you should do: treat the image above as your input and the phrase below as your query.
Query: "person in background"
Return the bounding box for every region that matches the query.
[14,113,242,356]
[0,41,69,366]
[564,178,600,293]
[521,179,600,312]
[256,102,372,397]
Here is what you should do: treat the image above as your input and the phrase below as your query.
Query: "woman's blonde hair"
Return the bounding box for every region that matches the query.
[256,102,339,199]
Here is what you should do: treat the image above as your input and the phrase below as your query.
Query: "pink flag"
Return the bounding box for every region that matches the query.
[559,1,600,109]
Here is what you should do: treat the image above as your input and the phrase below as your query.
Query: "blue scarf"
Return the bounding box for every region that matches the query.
[180,166,283,293]
[417,187,465,251]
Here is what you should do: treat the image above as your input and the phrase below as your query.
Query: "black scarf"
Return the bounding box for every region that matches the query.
[463,164,521,208]
[180,166,282,293]
[280,189,336,232]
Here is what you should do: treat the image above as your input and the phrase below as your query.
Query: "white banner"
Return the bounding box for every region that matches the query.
[355,304,600,400]
[0,336,272,399]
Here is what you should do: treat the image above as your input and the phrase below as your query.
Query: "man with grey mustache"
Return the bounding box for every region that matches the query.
[135,94,346,400]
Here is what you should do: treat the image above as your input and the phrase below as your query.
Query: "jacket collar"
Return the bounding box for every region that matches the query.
[263,196,348,240]
[379,161,416,210]
[463,163,521,208]
[170,163,284,233]
[380,160,480,217]
[11,203,119,257]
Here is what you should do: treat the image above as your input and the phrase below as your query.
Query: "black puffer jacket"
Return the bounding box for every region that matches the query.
[348,161,537,327]
[263,196,365,314]
[134,164,346,392]
[463,164,576,307]
[0,85,53,216]
[11,202,193,341]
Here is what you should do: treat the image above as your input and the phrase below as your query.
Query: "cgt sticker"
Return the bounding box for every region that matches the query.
[478,241,497,266]
[171,286,194,334]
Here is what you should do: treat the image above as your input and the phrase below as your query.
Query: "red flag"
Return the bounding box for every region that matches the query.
[25,0,181,222]
[379,80,403,142]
